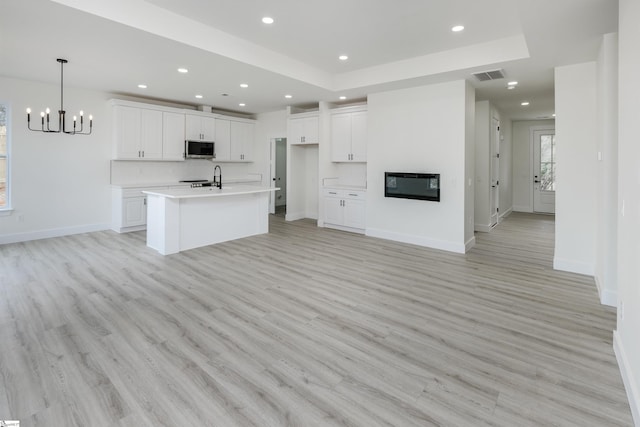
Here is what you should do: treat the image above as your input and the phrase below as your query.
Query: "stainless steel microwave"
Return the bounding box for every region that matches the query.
[185,140,215,159]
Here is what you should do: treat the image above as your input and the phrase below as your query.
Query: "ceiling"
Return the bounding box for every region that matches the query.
[0,0,618,120]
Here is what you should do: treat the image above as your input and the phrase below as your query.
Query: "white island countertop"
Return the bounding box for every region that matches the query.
[143,185,278,199]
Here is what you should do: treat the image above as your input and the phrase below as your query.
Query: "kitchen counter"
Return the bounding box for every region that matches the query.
[143,185,278,255]
[142,185,275,200]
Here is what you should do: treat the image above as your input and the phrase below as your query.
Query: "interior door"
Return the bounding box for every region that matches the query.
[490,118,500,226]
[533,129,556,213]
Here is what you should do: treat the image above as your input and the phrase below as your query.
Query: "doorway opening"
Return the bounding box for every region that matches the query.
[270,137,287,216]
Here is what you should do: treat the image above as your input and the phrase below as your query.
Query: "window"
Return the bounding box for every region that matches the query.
[0,104,8,209]
[539,134,556,191]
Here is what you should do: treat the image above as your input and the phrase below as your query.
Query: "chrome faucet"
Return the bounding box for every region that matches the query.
[213,164,222,189]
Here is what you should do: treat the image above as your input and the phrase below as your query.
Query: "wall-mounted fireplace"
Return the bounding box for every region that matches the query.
[385,172,440,202]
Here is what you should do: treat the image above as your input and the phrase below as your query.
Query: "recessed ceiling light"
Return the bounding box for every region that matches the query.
[195,94,203,99]
[137,84,147,89]
[339,55,349,61]
[521,101,530,106]
[508,81,518,86]
[239,103,246,107]
[262,17,274,24]
[240,83,249,88]
[285,94,292,99]
[339,96,347,100]
[177,68,188,73]
[451,25,465,32]
[552,113,556,117]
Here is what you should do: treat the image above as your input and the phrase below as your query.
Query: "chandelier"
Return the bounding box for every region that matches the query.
[26,58,93,135]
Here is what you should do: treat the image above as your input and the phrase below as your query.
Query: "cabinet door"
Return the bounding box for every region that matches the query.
[114,106,141,159]
[331,113,351,162]
[303,116,319,144]
[343,198,366,229]
[185,115,202,140]
[324,194,344,225]
[350,111,367,162]
[140,109,163,159]
[230,121,253,161]
[214,118,231,160]
[288,118,305,144]
[123,197,146,227]
[162,112,185,160]
[202,117,216,141]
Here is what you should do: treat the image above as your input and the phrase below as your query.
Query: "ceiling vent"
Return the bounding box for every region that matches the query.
[472,69,505,82]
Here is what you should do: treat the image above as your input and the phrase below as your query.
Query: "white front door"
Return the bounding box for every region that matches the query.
[533,129,556,213]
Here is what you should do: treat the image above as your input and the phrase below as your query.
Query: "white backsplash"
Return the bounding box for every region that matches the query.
[335,163,367,187]
[111,160,253,185]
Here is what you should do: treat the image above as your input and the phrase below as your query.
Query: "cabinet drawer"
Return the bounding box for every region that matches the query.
[323,188,366,199]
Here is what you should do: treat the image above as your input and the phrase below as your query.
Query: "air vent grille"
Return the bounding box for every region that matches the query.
[472,69,505,82]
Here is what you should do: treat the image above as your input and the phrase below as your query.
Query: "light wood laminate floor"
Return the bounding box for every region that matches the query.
[0,213,633,426]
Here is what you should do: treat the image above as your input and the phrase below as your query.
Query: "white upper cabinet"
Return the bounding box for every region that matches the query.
[289,115,319,144]
[185,114,216,141]
[162,112,186,160]
[330,109,367,162]
[230,120,253,161]
[214,118,231,161]
[113,105,163,160]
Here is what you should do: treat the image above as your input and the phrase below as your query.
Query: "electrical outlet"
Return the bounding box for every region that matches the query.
[17,214,24,223]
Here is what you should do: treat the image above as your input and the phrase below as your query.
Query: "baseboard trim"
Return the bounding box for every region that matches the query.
[499,207,513,221]
[594,275,617,307]
[613,331,640,426]
[553,257,595,276]
[474,223,493,233]
[465,235,476,252]
[285,211,305,221]
[0,223,110,245]
[512,205,532,213]
[324,223,365,235]
[366,228,466,254]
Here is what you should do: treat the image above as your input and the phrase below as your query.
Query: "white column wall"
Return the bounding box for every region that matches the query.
[553,62,598,276]
[366,80,472,253]
[595,33,619,307]
[614,0,640,423]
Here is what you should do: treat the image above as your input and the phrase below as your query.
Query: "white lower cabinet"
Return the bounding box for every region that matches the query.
[323,188,366,233]
[111,188,152,233]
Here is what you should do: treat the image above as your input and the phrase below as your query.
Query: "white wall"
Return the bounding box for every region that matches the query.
[255,109,287,188]
[595,33,619,307]
[366,80,473,253]
[614,0,640,423]
[511,119,555,212]
[554,62,598,276]
[0,76,112,243]
[464,82,475,247]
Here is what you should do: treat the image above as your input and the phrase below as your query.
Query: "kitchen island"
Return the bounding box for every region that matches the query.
[143,185,278,255]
